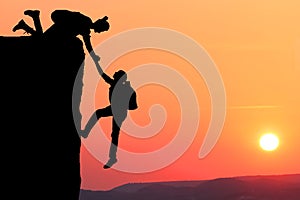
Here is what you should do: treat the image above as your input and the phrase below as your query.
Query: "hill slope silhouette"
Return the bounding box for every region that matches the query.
[80,174,300,200]
[1,35,85,199]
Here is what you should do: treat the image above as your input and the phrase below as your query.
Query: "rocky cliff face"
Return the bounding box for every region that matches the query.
[1,35,85,199]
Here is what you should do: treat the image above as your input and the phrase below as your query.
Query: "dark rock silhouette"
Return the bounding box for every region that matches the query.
[1,35,85,199]
[79,174,300,200]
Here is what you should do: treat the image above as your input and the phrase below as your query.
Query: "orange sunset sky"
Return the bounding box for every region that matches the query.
[1,1,300,191]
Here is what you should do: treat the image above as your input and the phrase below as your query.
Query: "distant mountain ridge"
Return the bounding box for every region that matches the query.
[80,174,300,200]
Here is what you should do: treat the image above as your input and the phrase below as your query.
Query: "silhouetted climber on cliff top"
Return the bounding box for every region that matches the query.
[80,61,138,169]
[12,9,109,61]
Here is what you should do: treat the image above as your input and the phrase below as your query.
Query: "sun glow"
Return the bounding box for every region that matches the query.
[259,133,279,151]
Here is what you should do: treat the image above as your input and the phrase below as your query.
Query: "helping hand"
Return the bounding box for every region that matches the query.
[92,54,101,62]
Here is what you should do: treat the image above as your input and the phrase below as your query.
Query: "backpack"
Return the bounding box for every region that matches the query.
[129,90,138,110]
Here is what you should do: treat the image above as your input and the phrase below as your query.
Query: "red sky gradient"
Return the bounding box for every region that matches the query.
[1,1,300,191]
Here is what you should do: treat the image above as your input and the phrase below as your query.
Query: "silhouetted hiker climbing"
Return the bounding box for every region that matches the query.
[81,60,138,169]
[12,9,109,61]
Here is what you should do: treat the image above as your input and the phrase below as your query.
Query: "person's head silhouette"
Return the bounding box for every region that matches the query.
[113,70,127,83]
[93,16,110,33]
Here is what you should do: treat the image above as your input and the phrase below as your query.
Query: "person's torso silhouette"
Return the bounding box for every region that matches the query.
[44,10,93,39]
[12,9,109,61]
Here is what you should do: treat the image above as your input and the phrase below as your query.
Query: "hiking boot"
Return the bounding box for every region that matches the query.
[24,10,40,18]
[12,19,27,32]
[103,158,118,169]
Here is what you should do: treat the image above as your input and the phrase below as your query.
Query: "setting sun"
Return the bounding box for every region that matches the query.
[259,133,279,151]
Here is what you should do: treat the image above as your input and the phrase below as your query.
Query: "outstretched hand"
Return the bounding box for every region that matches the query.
[91,54,104,75]
[92,54,101,62]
